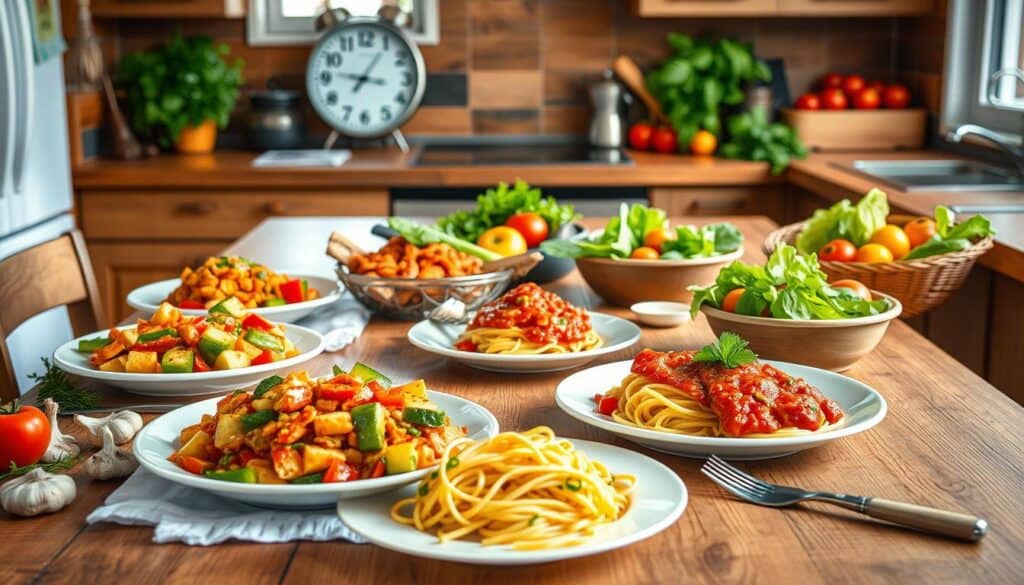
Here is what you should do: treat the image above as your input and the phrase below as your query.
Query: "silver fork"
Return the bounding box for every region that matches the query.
[701,455,988,542]
[427,297,467,323]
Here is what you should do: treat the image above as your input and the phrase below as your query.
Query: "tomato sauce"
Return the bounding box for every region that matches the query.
[631,349,844,436]
[467,283,594,345]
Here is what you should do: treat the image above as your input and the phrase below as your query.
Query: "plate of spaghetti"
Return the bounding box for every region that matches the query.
[337,426,687,565]
[406,284,641,373]
[555,334,886,460]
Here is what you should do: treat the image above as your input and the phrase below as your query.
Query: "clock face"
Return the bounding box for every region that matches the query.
[306,20,425,138]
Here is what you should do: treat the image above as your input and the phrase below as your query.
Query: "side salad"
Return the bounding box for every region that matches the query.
[689,244,891,320]
[541,203,743,260]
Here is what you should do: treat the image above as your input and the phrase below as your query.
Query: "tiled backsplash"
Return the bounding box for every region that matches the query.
[87,0,940,138]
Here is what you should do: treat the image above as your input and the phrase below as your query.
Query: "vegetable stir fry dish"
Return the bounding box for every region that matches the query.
[348,236,483,278]
[81,301,298,373]
[168,365,467,484]
[166,256,319,310]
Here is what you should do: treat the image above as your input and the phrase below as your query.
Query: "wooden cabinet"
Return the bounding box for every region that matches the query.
[633,0,933,16]
[633,0,778,17]
[91,0,245,18]
[649,187,786,222]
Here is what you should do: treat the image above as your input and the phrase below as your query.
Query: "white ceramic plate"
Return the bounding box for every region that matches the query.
[133,391,499,509]
[126,274,343,323]
[338,438,687,565]
[53,324,325,397]
[406,313,641,373]
[555,359,886,460]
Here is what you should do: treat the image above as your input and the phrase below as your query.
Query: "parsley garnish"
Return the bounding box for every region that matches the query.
[28,358,99,412]
[693,332,758,369]
[0,454,79,482]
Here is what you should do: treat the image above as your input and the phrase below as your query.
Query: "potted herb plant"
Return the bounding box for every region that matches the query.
[117,34,244,154]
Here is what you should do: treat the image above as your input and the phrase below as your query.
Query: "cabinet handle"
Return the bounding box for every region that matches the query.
[178,201,217,215]
[264,200,288,215]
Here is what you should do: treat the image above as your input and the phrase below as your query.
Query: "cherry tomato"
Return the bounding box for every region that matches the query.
[794,93,821,110]
[643,227,675,252]
[855,243,894,263]
[689,130,717,155]
[903,217,937,248]
[867,80,887,94]
[821,72,844,89]
[627,123,653,150]
[722,288,745,313]
[476,226,528,257]
[830,279,872,301]
[883,84,911,109]
[819,88,848,110]
[630,246,660,260]
[504,212,549,248]
[818,239,857,262]
[650,127,678,154]
[870,224,911,259]
[842,74,866,96]
[853,88,881,110]
[0,402,50,472]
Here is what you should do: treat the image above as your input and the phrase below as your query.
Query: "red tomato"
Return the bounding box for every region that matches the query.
[597,396,619,416]
[830,279,872,301]
[722,288,746,313]
[0,403,50,472]
[178,299,205,310]
[867,80,887,94]
[193,353,211,372]
[819,88,848,110]
[794,93,821,110]
[504,212,549,248]
[627,123,653,150]
[370,459,386,478]
[250,350,274,366]
[242,313,274,331]
[324,461,358,483]
[841,75,866,96]
[821,72,844,89]
[650,127,678,154]
[818,239,857,262]
[853,88,881,110]
[883,84,911,108]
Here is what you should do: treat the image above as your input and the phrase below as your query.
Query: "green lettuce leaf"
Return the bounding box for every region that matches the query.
[795,188,890,253]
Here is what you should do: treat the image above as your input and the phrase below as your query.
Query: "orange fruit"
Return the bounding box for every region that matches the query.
[869,225,911,259]
[855,243,894,263]
[903,217,937,248]
[722,288,745,312]
[689,130,718,156]
[643,227,675,252]
[630,246,660,260]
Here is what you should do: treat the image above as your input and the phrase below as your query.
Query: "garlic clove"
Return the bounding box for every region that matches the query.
[75,409,143,445]
[0,468,77,517]
[85,426,138,480]
[41,398,80,463]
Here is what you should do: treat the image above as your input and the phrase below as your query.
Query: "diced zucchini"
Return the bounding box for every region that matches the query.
[351,402,387,452]
[209,296,247,319]
[160,348,194,373]
[77,336,111,352]
[213,414,245,449]
[177,429,213,460]
[99,355,127,372]
[214,350,251,370]
[263,298,287,307]
[394,379,428,402]
[403,406,446,428]
[125,351,159,373]
[243,329,285,353]
[313,411,353,436]
[301,445,346,475]
[384,441,418,475]
[236,338,265,360]
[204,467,257,483]
[197,327,236,364]
[350,362,391,388]
[253,375,283,398]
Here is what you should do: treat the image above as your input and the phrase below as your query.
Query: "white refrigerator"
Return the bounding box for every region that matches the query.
[0,2,76,393]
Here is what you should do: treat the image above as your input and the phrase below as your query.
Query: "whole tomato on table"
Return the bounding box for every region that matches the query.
[854,88,881,110]
[794,93,821,110]
[818,239,857,262]
[0,401,51,472]
[821,72,844,89]
[504,212,549,248]
[883,84,911,109]
[650,127,679,154]
[841,75,866,97]
[627,123,653,150]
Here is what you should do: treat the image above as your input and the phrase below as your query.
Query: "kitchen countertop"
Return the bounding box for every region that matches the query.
[6,216,1022,584]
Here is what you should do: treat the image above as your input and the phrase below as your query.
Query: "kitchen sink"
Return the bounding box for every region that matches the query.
[840,160,1024,192]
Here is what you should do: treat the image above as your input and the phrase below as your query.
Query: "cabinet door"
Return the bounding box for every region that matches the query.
[777,0,933,16]
[649,187,785,222]
[634,0,778,17]
[86,241,225,325]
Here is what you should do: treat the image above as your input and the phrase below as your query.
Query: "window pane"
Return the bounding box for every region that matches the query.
[281,1,404,18]
[988,0,1024,107]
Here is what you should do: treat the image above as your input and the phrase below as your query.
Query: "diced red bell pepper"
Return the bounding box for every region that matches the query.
[275,385,312,413]
[242,313,274,331]
[178,299,205,310]
[370,382,404,408]
[133,337,182,353]
[223,321,235,333]
[193,353,211,372]
[597,396,619,416]
[279,279,304,304]
[454,340,477,352]
[178,455,213,475]
[250,350,274,366]
[369,459,385,479]
[318,382,357,403]
[323,461,358,483]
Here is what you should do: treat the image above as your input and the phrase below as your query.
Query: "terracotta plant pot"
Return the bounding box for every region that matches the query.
[175,120,218,154]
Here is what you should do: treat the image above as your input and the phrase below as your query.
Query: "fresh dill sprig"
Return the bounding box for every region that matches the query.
[28,357,99,412]
[0,454,79,482]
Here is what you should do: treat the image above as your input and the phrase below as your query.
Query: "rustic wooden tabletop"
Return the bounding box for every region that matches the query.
[4,216,1021,585]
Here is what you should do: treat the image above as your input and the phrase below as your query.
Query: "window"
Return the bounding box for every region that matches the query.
[247,0,439,46]
[942,0,1024,141]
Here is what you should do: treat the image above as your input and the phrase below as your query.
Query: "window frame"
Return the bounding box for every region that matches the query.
[246,0,440,46]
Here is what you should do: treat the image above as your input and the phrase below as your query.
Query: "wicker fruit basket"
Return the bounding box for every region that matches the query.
[763,215,993,318]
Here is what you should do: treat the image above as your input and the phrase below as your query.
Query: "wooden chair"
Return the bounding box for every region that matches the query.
[0,230,106,402]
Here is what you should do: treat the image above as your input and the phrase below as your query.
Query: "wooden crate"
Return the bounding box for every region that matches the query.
[781,108,927,151]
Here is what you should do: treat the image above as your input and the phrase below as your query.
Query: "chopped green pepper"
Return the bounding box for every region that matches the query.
[243,329,285,353]
[253,375,283,398]
[290,472,323,484]
[137,328,177,343]
[241,410,277,431]
[204,467,257,483]
[76,336,111,352]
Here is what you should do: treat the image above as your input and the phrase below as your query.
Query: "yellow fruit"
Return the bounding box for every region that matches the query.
[869,224,911,259]
[689,130,718,156]
[476,226,528,257]
[855,243,894,263]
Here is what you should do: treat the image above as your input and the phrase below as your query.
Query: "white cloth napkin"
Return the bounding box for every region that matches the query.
[86,468,368,546]
[295,295,371,352]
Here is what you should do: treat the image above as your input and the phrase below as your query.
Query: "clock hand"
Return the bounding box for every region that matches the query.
[338,72,386,86]
[352,53,383,94]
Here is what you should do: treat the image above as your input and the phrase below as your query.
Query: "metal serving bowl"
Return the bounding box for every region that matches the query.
[335,264,514,321]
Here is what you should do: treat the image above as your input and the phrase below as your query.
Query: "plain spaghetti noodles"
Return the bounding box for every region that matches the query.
[390,426,636,550]
[457,326,602,354]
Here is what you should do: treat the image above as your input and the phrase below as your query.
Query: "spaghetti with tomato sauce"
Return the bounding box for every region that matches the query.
[598,349,843,437]
[454,283,603,354]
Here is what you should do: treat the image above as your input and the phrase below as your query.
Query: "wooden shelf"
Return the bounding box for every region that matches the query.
[91,0,246,19]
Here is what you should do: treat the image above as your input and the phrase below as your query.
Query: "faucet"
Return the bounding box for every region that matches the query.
[946,124,1024,178]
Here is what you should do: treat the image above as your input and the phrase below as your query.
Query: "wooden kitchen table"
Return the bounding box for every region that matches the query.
[4,216,1022,585]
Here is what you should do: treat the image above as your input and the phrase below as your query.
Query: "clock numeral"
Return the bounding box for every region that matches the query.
[320,71,332,85]
[325,52,342,68]
[395,92,407,105]
[341,105,353,122]
[360,110,371,126]
[326,91,338,106]
[339,36,354,52]
[401,72,413,88]
[380,106,392,122]
[358,31,375,48]
[395,58,407,67]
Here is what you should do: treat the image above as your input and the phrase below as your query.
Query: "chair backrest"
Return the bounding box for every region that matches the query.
[0,230,105,402]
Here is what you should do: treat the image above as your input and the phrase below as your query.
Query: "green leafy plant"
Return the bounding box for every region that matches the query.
[719,107,807,174]
[903,206,995,259]
[795,188,890,253]
[28,357,99,412]
[387,217,502,261]
[117,34,244,146]
[437,180,579,243]
[693,332,758,369]
[645,33,771,146]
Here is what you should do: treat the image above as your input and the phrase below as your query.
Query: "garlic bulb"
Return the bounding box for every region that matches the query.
[85,426,138,480]
[41,398,80,462]
[75,409,143,444]
[0,468,76,517]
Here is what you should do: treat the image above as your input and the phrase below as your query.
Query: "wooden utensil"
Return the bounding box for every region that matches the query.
[613,54,669,126]
[326,231,368,266]
[102,76,146,160]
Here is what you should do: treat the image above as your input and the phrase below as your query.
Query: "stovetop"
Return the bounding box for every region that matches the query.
[413,142,632,166]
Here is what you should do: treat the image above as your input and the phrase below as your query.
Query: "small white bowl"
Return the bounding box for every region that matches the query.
[630,301,691,328]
